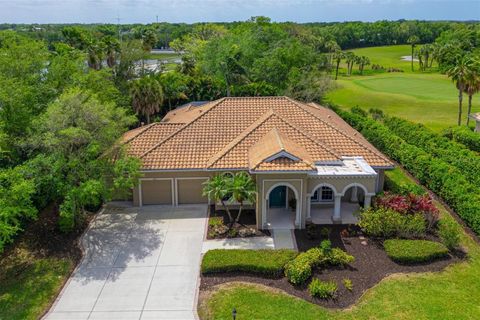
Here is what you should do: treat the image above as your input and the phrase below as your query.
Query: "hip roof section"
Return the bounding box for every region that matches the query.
[122,96,394,170]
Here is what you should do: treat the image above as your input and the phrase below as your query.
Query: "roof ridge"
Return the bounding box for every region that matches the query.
[206,108,276,168]
[121,122,158,145]
[285,97,391,164]
[249,129,316,171]
[272,113,342,160]
[139,97,227,159]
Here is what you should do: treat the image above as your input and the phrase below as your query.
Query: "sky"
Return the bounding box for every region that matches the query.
[0,0,479,24]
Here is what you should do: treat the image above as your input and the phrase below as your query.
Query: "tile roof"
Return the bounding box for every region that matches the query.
[122,96,394,170]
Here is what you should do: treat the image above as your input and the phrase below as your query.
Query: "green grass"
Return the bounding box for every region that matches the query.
[350,45,416,71]
[199,168,480,320]
[326,45,480,132]
[0,248,73,320]
[145,52,180,61]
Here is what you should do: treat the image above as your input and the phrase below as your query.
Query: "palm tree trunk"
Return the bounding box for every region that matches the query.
[458,88,463,126]
[335,60,340,80]
[467,94,472,126]
[411,45,414,71]
[146,113,150,124]
[220,200,233,225]
[235,202,243,224]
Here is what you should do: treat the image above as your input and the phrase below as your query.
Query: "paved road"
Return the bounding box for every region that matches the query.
[44,204,207,320]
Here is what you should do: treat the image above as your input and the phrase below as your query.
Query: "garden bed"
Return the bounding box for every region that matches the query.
[207,209,270,239]
[200,229,461,309]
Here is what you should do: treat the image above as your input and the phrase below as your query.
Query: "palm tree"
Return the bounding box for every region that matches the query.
[103,36,120,68]
[202,175,234,224]
[358,56,370,75]
[407,35,420,72]
[464,59,480,126]
[325,40,340,68]
[230,172,256,224]
[345,52,356,76]
[130,76,164,124]
[333,50,344,80]
[446,56,473,126]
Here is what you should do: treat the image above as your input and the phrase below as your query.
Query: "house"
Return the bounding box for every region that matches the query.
[470,113,480,132]
[122,97,394,229]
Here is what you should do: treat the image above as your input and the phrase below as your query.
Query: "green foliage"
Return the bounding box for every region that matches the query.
[338,109,480,235]
[327,248,355,266]
[383,116,480,187]
[342,278,353,291]
[201,249,297,277]
[308,279,337,299]
[443,126,480,153]
[284,252,315,285]
[0,167,37,252]
[359,207,426,239]
[285,242,354,285]
[384,168,426,196]
[438,219,461,250]
[384,239,449,264]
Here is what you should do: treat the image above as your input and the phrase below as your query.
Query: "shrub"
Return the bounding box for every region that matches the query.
[358,207,426,239]
[306,222,317,240]
[285,257,313,285]
[319,239,332,253]
[438,219,461,250]
[209,216,223,227]
[201,249,297,277]
[383,116,480,187]
[375,192,439,231]
[384,239,449,264]
[309,279,337,299]
[337,109,480,236]
[285,248,324,285]
[443,126,480,153]
[319,227,331,239]
[327,248,355,266]
[342,278,353,291]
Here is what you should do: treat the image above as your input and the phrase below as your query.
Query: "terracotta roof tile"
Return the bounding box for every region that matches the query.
[122,96,394,170]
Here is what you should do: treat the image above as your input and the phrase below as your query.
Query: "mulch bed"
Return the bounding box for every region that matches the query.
[200,225,464,309]
[207,208,270,239]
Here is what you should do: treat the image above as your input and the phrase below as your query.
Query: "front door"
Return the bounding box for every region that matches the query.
[269,186,287,208]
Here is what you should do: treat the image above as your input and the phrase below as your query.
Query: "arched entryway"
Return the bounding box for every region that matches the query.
[308,182,372,224]
[264,183,300,229]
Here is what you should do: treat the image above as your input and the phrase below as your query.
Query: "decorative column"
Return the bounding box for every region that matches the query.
[350,186,358,203]
[333,194,342,223]
[306,194,312,221]
[364,195,372,209]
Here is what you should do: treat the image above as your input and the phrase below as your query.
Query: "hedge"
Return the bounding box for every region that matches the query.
[443,126,480,153]
[384,239,449,263]
[382,116,480,187]
[201,249,297,277]
[337,109,480,235]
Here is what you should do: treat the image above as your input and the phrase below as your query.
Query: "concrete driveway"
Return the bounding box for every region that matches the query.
[45,203,207,320]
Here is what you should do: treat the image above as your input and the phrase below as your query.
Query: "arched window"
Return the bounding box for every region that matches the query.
[311,186,334,202]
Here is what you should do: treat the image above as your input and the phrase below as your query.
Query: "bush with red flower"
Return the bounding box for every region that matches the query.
[375,192,439,232]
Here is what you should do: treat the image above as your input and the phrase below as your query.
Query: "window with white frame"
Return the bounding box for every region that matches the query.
[311,186,334,202]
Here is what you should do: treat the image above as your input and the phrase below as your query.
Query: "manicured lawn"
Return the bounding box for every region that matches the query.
[349,45,416,71]
[198,168,480,320]
[326,45,480,132]
[326,73,480,132]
